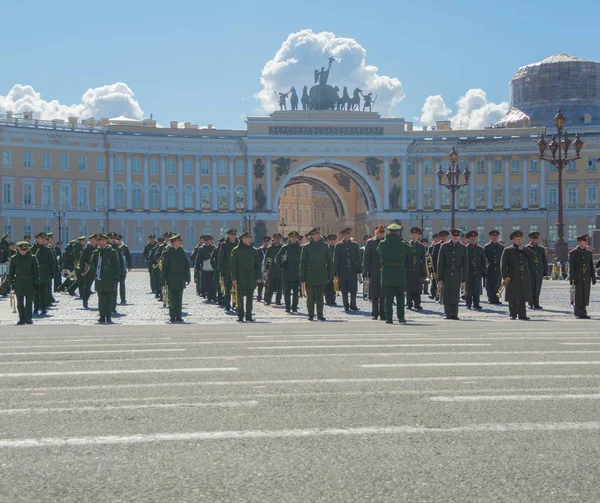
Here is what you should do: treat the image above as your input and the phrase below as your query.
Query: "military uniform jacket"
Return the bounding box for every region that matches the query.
[377,234,413,288]
[275,241,302,282]
[80,244,96,282]
[405,240,427,294]
[54,246,63,270]
[72,242,83,266]
[501,245,535,303]
[190,245,201,267]
[62,244,75,271]
[363,238,383,279]
[111,243,124,278]
[90,245,121,292]
[120,244,132,275]
[264,244,283,280]
[230,243,261,290]
[334,240,362,278]
[484,242,504,278]
[143,241,155,267]
[162,247,191,290]
[9,251,40,295]
[31,243,55,284]
[437,241,468,304]
[196,245,215,272]
[569,246,596,306]
[466,244,486,296]
[525,243,548,293]
[299,239,334,287]
[0,240,10,264]
[431,241,444,273]
[218,239,239,282]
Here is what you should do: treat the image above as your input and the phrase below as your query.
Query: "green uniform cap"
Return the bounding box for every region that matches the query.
[387,223,402,231]
[308,227,321,236]
[169,233,182,243]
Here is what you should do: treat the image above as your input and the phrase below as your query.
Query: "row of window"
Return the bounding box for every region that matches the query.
[279,206,312,224]
[282,186,311,198]
[413,158,598,175]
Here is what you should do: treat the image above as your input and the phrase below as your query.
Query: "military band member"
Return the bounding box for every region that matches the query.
[90,233,121,324]
[218,229,239,313]
[300,227,334,321]
[79,234,98,309]
[431,230,448,301]
[465,230,485,310]
[276,231,302,313]
[117,235,132,305]
[230,231,261,322]
[264,233,284,306]
[360,235,370,300]
[334,228,362,312]
[212,237,225,305]
[53,240,63,292]
[256,236,271,302]
[500,230,535,320]
[363,225,386,320]
[420,238,430,295]
[45,232,58,305]
[72,236,86,296]
[190,237,204,296]
[195,235,217,303]
[569,234,596,319]
[484,230,504,304]
[525,232,548,310]
[461,233,469,247]
[149,237,165,300]
[325,234,338,306]
[31,232,55,316]
[405,227,427,311]
[9,241,40,325]
[437,229,468,320]
[107,232,124,314]
[143,234,157,293]
[161,234,191,323]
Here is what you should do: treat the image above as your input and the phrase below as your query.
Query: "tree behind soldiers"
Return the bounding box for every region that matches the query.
[90,233,121,324]
[117,235,132,304]
[143,234,157,293]
[196,235,217,303]
[31,232,55,316]
[431,231,448,301]
[300,227,334,321]
[107,233,124,314]
[264,233,284,306]
[218,229,239,313]
[256,236,271,302]
[500,230,536,320]
[363,225,386,319]
[420,238,429,295]
[276,230,302,313]
[437,229,468,320]
[569,234,596,319]
[377,223,413,324]
[484,230,504,304]
[465,230,485,310]
[79,234,98,309]
[53,240,63,292]
[230,231,261,322]
[162,234,191,323]
[525,231,548,310]
[405,226,427,311]
[324,234,338,306]
[334,228,362,312]
[9,241,40,325]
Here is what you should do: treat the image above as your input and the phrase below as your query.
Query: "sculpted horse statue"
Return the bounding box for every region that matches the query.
[347,87,362,111]
[337,86,350,110]
[301,86,310,110]
[309,85,340,110]
[290,87,299,111]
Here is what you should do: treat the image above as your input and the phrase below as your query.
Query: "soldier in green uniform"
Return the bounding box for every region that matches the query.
[276,230,302,313]
[431,231,448,301]
[0,233,11,297]
[500,230,536,320]
[213,237,225,306]
[437,229,468,320]
[31,232,55,316]
[256,236,271,302]
[324,234,338,306]
[569,234,596,319]
[161,234,191,323]
[53,240,63,292]
[195,235,217,303]
[363,225,386,319]
[79,234,98,308]
[45,232,58,305]
[72,235,85,296]
[334,228,362,312]
[264,233,284,306]
[405,226,427,311]
[143,234,157,293]
[218,229,239,313]
[300,227,334,321]
[230,231,262,322]
[149,238,164,300]
[377,223,413,324]
[89,233,121,324]
[420,237,430,295]
[525,231,548,310]
[9,241,40,325]
[484,230,504,305]
[107,232,124,314]
[117,235,132,305]
[190,236,204,296]
[465,230,485,310]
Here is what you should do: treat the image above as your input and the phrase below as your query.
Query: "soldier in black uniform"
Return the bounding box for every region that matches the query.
[484,230,504,304]
[431,230,448,301]
[420,238,430,295]
[437,229,468,319]
[218,229,239,313]
[334,228,362,312]
[143,234,157,293]
[107,232,124,314]
[525,232,548,310]
[405,226,427,310]
[9,241,40,325]
[569,234,596,319]
[31,232,55,316]
[255,236,270,302]
[53,241,63,292]
[500,230,536,320]
[79,234,98,309]
[465,230,485,310]
[363,225,386,320]
[276,231,302,313]
[325,234,338,306]
[196,235,217,303]
[264,233,284,306]
[190,236,204,296]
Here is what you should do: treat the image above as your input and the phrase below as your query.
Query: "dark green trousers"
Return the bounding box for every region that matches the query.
[168,288,183,319]
[98,291,114,318]
[306,284,325,317]
[237,289,254,320]
[34,283,49,312]
[16,293,33,322]
[384,286,405,321]
[284,281,300,310]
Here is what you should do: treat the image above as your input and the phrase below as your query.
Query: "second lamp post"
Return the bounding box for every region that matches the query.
[437,147,470,230]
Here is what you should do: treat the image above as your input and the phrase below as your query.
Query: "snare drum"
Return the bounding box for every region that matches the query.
[0,264,9,275]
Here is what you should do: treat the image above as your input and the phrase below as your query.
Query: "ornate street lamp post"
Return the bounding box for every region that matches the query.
[53,211,65,242]
[279,219,287,236]
[437,147,470,231]
[243,213,256,234]
[537,108,584,261]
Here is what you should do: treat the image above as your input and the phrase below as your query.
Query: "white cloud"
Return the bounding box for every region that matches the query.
[255,29,405,116]
[418,89,509,130]
[0,82,144,121]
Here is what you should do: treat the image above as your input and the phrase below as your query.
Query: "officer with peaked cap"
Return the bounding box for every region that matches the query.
[264,233,284,306]
[500,230,536,320]
[437,229,468,319]
[334,227,362,312]
[162,234,191,323]
[31,232,55,316]
[484,230,504,304]
[196,235,217,303]
[406,226,427,310]
[300,227,334,321]
[324,234,338,306]
[230,231,261,322]
[90,233,121,324]
[465,230,485,310]
[218,229,239,313]
[363,225,387,319]
[9,241,40,325]
[525,231,548,309]
[276,231,303,313]
[431,230,448,301]
[569,234,596,319]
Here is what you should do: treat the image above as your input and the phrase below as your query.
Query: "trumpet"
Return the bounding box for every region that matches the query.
[301,281,306,297]
[333,275,340,292]
[425,252,436,285]
[497,277,510,298]
[436,279,443,301]
[231,282,238,307]
[9,289,16,313]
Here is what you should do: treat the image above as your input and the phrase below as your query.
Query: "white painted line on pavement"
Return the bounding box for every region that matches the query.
[430,394,600,402]
[250,344,493,350]
[360,361,600,369]
[0,367,239,378]
[0,338,174,344]
[0,349,187,357]
[3,421,600,448]
[562,343,600,346]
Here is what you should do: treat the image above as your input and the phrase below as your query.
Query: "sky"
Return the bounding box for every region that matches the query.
[1,0,599,130]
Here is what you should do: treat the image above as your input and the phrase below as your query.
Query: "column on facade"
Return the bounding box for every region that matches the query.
[417,158,423,210]
[383,157,390,211]
[265,156,272,212]
[125,153,132,210]
[521,155,528,209]
[177,155,184,211]
[434,157,441,210]
[143,154,149,210]
[401,157,408,211]
[246,156,254,211]
[228,156,235,211]
[194,155,201,211]
[504,156,510,209]
[469,158,475,210]
[540,160,547,208]
[211,155,218,212]
[108,153,115,210]
[486,156,493,210]
[160,155,167,211]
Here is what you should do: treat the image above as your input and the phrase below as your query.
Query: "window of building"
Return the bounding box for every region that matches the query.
[152,225,161,238]
[529,184,539,206]
[529,159,538,173]
[115,156,124,173]
[292,208,296,222]
[567,160,577,172]
[291,186,296,197]
[149,185,160,210]
[476,160,485,174]
[235,187,245,211]
[78,184,89,209]
[79,227,88,240]
[23,181,34,206]
[441,191,450,207]
[493,185,503,207]
[3,225,12,238]
[586,185,597,204]
[458,186,468,208]
[408,188,417,209]
[42,183,53,206]
[549,226,557,242]
[567,186,578,206]
[407,161,415,175]
[60,153,70,171]
[150,158,159,174]
[118,227,128,243]
[42,153,52,170]
[218,159,227,175]
[2,150,12,168]
[235,160,244,176]
[78,155,87,171]
[493,159,502,173]
[132,185,143,209]
[201,159,210,175]
[23,151,33,168]
[183,159,193,175]
[305,208,310,222]
[423,188,433,208]
[511,184,521,208]
[186,227,194,247]
[284,188,288,197]
[284,207,289,221]
[568,224,577,241]
[184,185,194,209]
[167,158,175,174]
[134,227,144,246]
[132,157,141,173]
[588,157,597,172]
[96,156,105,172]
[167,185,177,209]
[96,185,107,208]
[23,225,32,240]
[114,184,125,208]
[424,161,433,174]
[201,186,211,210]
[59,184,71,207]
[511,159,520,174]
[589,223,596,238]
[548,187,558,206]
[298,206,303,222]
[218,187,227,209]
[476,186,485,207]
[512,225,520,232]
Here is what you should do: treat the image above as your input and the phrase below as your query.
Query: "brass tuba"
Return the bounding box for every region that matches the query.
[497,277,511,298]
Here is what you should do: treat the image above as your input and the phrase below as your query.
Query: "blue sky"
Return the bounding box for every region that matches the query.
[1,0,599,129]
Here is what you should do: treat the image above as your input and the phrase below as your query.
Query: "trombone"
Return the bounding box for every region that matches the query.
[9,288,16,313]
[497,277,510,298]
[425,252,436,285]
